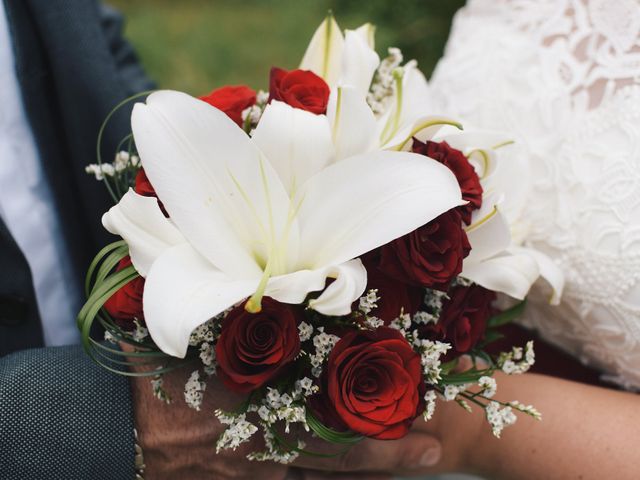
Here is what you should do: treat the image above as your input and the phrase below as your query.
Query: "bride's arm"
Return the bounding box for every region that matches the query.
[421,372,640,479]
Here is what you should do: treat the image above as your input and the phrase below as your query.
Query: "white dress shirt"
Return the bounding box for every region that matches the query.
[0,1,81,346]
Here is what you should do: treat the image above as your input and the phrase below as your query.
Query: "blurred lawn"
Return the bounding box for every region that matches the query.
[109,0,464,96]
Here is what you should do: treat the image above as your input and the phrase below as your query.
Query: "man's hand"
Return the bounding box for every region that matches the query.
[129,363,443,479]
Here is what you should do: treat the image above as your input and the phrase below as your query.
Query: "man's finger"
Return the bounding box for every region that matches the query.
[292,432,441,474]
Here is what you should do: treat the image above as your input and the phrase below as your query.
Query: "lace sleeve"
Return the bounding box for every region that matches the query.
[430,0,640,390]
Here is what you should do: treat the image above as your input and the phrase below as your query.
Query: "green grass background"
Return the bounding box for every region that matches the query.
[109,0,464,96]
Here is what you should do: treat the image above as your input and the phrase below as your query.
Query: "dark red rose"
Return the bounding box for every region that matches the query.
[269,67,330,114]
[200,85,257,126]
[413,139,483,225]
[377,209,471,291]
[134,168,155,197]
[135,168,167,216]
[361,253,423,324]
[103,256,145,329]
[437,285,495,353]
[216,297,302,393]
[317,327,425,440]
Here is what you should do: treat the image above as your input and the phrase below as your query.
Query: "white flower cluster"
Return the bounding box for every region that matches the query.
[508,401,542,420]
[298,321,313,342]
[485,401,517,438]
[498,341,535,375]
[367,47,404,115]
[389,312,412,334]
[188,320,216,346]
[246,427,303,464]
[150,372,171,404]
[242,89,269,132]
[478,375,497,398]
[184,370,206,411]
[199,342,217,375]
[412,310,438,325]
[415,339,451,384]
[423,390,438,420]
[442,383,470,401]
[85,151,139,180]
[215,411,259,453]
[358,289,379,315]
[424,288,449,317]
[309,328,340,377]
[132,319,149,342]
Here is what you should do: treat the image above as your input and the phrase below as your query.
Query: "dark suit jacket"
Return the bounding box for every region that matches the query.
[1,1,153,478]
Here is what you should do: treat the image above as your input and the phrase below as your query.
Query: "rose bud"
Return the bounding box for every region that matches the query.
[104,256,145,330]
[377,209,471,291]
[315,327,425,440]
[438,284,496,353]
[412,139,483,225]
[361,253,423,324]
[269,67,330,114]
[216,297,302,393]
[200,85,257,126]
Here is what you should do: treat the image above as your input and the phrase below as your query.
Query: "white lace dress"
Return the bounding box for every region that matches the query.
[429,0,640,390]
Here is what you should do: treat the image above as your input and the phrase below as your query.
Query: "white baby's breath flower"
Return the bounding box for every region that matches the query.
[423,390,437,421]
[298,321,313,342]
[499,341,535,375]
[478,376,497,398]
[215,413,258,453]
[184,370,206,411]
[358,289,379,314]
[485,401,517,438]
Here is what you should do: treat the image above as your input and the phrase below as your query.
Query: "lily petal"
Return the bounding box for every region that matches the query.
[102,189,186,277]
[339,30,380,97]
[252,101,334,193]
[511,246,565,305]
[327,86,377,161]
[464,195,511,265]
[131,90,293,279]
[354,23,375,49]
[309,259,368,316]
[300,14,344,87]
[462,252,540,300]
[144,244,257,358]
[265,259,366,314]
[297,151,464,269]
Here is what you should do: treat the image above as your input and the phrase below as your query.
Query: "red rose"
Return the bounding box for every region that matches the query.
[103,256,145,329]
[216,297,302,393]
[135,168,167,216]
[437,285,495,353]
[377,209,471,291]
[318,327,425,440]
[200,85,256,126]
[361,253,423,324]
[413,139,483,225]
[269,67,330,114]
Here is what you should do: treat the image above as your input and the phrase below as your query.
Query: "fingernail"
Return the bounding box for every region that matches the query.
[419,447,441,467]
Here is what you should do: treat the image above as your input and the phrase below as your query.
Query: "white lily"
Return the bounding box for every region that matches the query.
[103,91,464,358]
[302,16,461,156]
[435,129,565,304]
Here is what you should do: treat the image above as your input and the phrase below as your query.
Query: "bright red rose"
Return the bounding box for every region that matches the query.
[135,168,167,216]
[216,297,302,393]
[377,209,471,291]
[413,139,483,225]
[361,253,423,324]
[103,256,145,329]
[437,285,495,353]
[200,85,257,126]
[269,67,330,114]
[317,327,425,440]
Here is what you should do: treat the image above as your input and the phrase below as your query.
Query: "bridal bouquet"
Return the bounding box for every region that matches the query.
[80,15,563,462]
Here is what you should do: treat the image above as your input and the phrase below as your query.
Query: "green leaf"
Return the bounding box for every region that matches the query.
[488,300,527,328]
[479,330,505,347]
[440,367,495,385]
[84,240,127,298]
[306,409,363,445]
[439,357,459,375]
